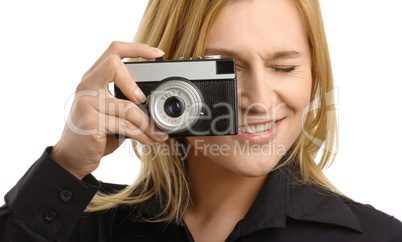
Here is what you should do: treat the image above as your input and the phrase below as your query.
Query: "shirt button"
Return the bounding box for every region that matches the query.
[60,190,73,202]
[42,210,56,223]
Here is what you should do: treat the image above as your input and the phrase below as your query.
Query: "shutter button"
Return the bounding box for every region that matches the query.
[60,190,73,202]
[42,210,56,223]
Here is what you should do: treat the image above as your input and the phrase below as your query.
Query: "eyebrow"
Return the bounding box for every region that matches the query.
[204,48,237,58]
[271,50,302,60]
[204,48,303,61]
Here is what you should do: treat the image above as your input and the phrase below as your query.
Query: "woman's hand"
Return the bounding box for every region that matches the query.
[50,41,168,180]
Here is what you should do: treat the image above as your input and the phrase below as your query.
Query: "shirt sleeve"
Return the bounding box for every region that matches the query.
[0,146,101,241]
[390,216,402,242]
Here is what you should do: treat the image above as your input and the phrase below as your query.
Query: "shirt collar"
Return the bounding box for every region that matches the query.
[113,160,363,236]
[237,164,363,237]
[240,165,287,233]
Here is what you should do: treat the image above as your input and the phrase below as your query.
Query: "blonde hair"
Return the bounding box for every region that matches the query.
[86,0,342,222]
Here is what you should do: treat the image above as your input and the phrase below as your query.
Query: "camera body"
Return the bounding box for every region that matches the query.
[114,56,238,138]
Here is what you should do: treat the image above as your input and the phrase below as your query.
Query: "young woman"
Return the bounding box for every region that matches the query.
[1,0,401,241]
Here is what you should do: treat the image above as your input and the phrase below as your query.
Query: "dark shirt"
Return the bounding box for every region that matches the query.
[1,147,402,241]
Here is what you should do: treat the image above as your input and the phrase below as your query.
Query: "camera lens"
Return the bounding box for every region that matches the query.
[148,79,203,133]
[164,96,185,118]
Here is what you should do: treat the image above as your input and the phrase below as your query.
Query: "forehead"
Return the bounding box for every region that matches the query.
[206,0,309,55]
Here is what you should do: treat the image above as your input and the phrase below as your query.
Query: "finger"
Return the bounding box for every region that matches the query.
[104,98,169,142]
[79,55,146,103]
[83,41,165,79]
[83,95,168,142]
[99,113,157,146]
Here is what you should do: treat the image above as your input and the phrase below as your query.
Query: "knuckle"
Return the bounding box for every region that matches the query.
[75,82,86,92]
[81,116,98,130]
[109,41,122,51]
[105,55,122,72]
[123,121,146,138]
[125,106,140,119]
[74,96,93,111]
[75,96,87,107]
[124,120,137,130]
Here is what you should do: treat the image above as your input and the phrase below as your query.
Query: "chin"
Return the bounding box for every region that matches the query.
[233,168,273,178]
[188,136,285,176]
[227,153,283,177]
[204,155,279,178]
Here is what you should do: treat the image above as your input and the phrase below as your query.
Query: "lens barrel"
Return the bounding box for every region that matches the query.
[148,79,203,133]
[164,96,185,118]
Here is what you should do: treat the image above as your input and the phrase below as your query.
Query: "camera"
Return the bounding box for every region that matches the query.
[114,56,238,138]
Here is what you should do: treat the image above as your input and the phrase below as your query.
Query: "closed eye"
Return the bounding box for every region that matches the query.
[273,66,296,73]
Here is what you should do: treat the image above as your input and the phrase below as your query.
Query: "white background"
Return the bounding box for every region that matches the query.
[1,0,401,221]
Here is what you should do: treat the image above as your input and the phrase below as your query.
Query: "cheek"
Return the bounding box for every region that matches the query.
[281,71,312,116]
[275,70,312,146]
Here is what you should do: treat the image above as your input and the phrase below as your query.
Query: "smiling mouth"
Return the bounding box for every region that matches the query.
[240,120,278,134]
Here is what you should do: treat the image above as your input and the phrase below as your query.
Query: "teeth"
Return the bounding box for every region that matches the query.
[266,121,275,130]
[256,124,265,132]
[241,121,276,134]
[246,125,256,133]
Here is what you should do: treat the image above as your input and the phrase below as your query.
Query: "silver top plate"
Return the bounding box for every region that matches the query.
[125,60,235,82]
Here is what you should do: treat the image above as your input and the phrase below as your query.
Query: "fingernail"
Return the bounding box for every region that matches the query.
[151,47,165,55]
[155,131,169,141]
[134,88,146,103]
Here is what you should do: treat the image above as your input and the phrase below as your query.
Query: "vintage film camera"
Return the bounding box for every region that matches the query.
[114,56,238,138]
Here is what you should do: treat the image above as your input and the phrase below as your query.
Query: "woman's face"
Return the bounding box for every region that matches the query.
[186,0,312,177]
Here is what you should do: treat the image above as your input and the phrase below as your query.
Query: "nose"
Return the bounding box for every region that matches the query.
[238,65,277,115]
